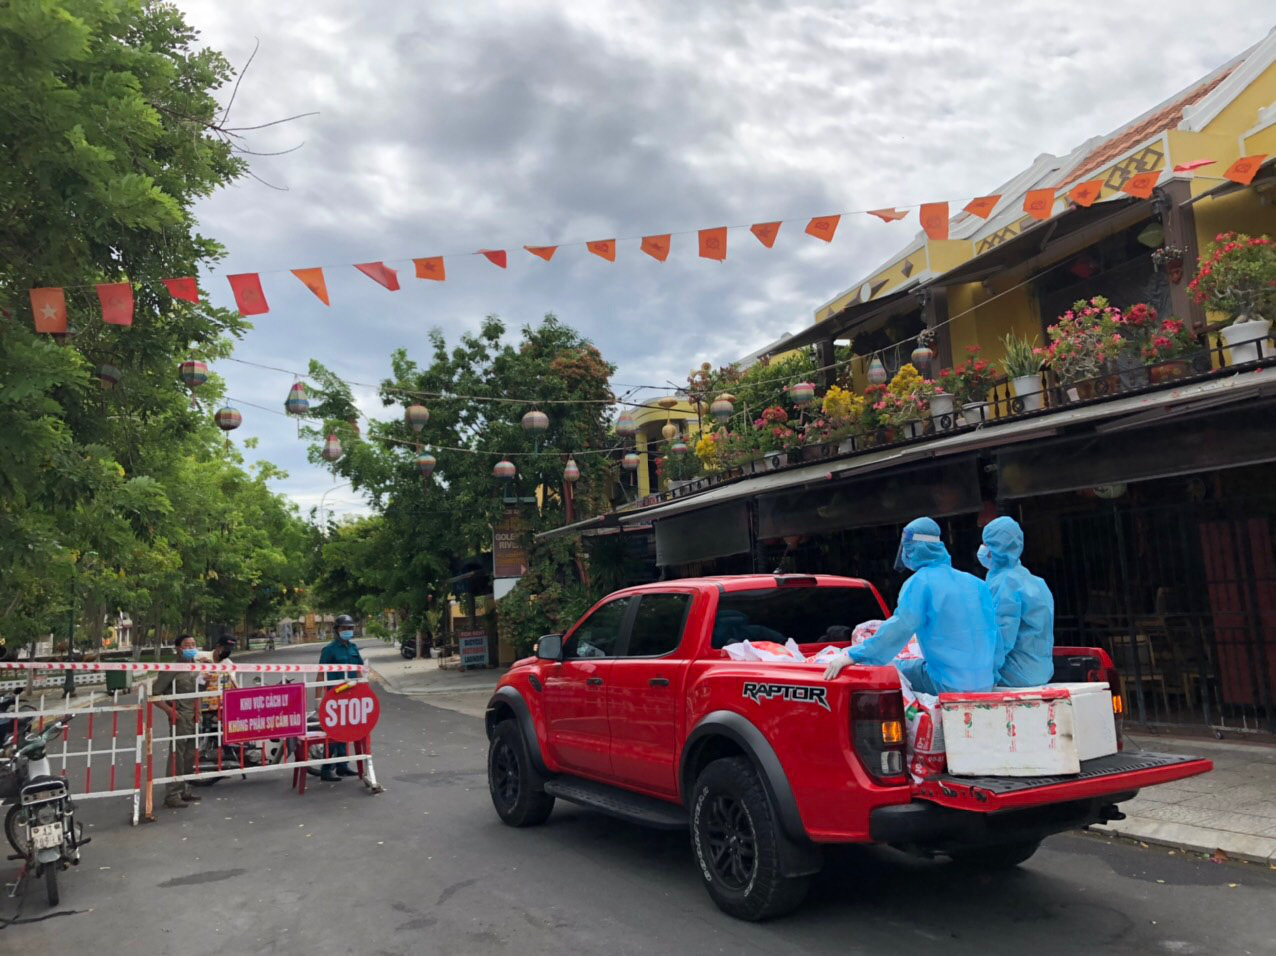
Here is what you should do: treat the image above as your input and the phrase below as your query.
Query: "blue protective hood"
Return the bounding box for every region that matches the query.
[981,516,1024,572]
[900,516,951,570]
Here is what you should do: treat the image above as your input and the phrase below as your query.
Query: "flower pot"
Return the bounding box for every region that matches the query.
[1065,379,1095,403]
[897,421,922,440]
[962,401,987,424]
[837,438,857,455]
[929,393,956,432]
[764,451,788,470]
[1147,360,1189,385]
[1012,374,1044,412]
[1220,317,1272,365]
[1115,352,1148,391]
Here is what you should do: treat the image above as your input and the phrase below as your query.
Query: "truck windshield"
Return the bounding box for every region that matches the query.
[713,586,886,649]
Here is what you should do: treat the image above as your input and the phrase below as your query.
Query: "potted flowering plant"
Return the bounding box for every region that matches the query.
[753,406,799,467]
[881,364,929,439]
[940,345,1000,422]
[819,385,866,452]
[1041,296,1127,399]
[1188,232,1275,364]
[861,384,889,442]
[1140,316,1197,383]
[1151,245,1187,284]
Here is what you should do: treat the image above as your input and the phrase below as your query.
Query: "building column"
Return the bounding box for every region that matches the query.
[1157,180,1207,333]
[815,336,836,388]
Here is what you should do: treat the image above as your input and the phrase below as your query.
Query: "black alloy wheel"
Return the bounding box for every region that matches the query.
[703,793,757,890]
[490,737,520,809]
[487,720,554,827]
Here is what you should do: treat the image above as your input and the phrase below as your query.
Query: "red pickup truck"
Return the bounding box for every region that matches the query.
[485,574,1211,921]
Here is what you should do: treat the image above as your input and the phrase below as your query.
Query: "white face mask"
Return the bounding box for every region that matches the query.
[977,544,994,570]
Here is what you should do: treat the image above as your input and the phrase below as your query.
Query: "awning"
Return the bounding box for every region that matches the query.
[619,364,1276,527]
[768,286,919,353]
[1183,156,1275,207]
[534,510,651,542]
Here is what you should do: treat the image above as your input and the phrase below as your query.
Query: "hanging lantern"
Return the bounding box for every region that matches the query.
[789,381,816,405]
[285,382,309,416]
[179,359,208,390]
[616,410,637,438]
[415,452,437,479]
[710,394,735,424]
[405,404,429,432]
[321,434,343,462]
[909,344,934,371]
[214,406,242,432]
[867,356,888,385]
[563,458,580,483]
[661,421,678,441]
[621,452,640,471]
[671,440,689,457]
[97,364,122,390]
[521,409,549,433]
[493,459,516,480]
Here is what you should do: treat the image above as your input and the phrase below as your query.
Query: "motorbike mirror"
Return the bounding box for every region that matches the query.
[535,634,563,661]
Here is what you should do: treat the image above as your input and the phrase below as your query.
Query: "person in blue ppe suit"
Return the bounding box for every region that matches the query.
[317,614,364,781]
[979,516,1055,687]
[823,517,997,695]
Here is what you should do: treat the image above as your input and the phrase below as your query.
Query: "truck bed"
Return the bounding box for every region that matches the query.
[912,751,1213,811]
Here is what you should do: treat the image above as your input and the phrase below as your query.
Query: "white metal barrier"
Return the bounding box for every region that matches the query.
[1,661,382,824]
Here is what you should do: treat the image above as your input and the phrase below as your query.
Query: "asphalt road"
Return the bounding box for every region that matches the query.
[3,643,1274,954]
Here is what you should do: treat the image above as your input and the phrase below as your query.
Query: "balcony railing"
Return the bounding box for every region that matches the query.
[659,337,1275,501]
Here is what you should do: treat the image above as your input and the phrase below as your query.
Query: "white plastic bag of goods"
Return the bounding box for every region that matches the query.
[851,620,923,661]
[806,645,845,664]
[899,671,946,783]
[723,639,806,663]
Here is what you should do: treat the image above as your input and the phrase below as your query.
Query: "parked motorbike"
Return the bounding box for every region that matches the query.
[399,638,417,660]
[3,715,86,906]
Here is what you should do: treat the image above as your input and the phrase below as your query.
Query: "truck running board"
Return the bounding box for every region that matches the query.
[543,777,688,830]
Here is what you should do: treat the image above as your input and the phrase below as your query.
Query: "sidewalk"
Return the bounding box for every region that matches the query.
[362,641,505,719]
[1092,733,1276,866]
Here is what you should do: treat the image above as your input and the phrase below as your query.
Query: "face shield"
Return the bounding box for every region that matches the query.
[894,528,943,572]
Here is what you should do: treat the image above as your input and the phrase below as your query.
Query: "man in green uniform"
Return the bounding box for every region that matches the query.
[153,634,202,809]
[317,614,364,782]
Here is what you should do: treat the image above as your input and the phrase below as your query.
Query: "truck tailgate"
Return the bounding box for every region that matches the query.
[912,751,1212,812]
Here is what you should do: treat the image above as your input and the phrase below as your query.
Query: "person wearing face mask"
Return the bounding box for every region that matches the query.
[823,517,997,695]
[979,516,1055,687]
[152,634,203,809]
[317,614,364,781]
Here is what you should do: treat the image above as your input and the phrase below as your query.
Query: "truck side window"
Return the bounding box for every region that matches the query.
[626,594,691,658]
[564,597,632,659]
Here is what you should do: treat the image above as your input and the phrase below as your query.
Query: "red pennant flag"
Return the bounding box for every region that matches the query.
[587,239,616,262]
[641,235,671,262]
[96,282,133,326]
[162,277,199,303]
[355,262,400,291]
[524,246,557,261]
[805,215,840,242]
[963,196,1000,219]
[919,202,950,241]
[29,287,67,334]
[227,273,269,315]
[868,208,907,222]
[291,268,330,305]
[413,257,446,281]
[1224,154,1267,186]
[698,227,727,261]
[1067,179,1104,208]
[1121,170,1160,200]
[479,250,507,269]
[750,222,781,248]
[1023,188,1055,221]
[1172,158,1215,172]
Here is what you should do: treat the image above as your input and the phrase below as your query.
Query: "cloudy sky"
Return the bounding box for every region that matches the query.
[178,0,1268,519]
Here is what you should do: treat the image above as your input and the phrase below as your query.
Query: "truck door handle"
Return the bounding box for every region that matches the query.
[586,677,604,686]
[648,677,670,688]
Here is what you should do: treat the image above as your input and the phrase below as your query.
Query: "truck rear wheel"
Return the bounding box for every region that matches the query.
[949,839,1042,869]
[690,757,809,921]
[488,720,554,827]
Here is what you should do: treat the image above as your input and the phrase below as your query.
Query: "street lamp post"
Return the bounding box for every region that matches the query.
[319,482,352,531]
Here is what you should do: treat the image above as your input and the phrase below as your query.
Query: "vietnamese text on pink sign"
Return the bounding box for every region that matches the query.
[222,683,308,745]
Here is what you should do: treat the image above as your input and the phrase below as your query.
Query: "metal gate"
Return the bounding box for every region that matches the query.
[1021,496,1276,737]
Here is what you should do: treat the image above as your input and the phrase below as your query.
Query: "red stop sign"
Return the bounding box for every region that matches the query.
[319,683,380,742]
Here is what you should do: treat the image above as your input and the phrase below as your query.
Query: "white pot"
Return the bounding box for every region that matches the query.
[764,451,788,469]
[837,438,857,454]
[899,420,922,440]
[962,401,987,424]
[1012,374,1044,412]
[1220,317,1272,366]
[929,393,955,431]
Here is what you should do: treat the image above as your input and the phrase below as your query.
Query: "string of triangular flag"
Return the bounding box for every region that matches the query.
[24,154,1266,333]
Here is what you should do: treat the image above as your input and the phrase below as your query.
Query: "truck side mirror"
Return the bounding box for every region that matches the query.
[535,634,563,661]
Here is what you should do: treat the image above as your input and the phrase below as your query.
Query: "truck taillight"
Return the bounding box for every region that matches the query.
[851,691,907,785]
[1105,667,1126,751]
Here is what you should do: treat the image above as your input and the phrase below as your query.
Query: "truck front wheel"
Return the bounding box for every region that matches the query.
[690,757,809,921]
[949,839,1042,869]
[488,720,555,827]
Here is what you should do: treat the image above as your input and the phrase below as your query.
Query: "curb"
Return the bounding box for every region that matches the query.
[1089,817,1276,866]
